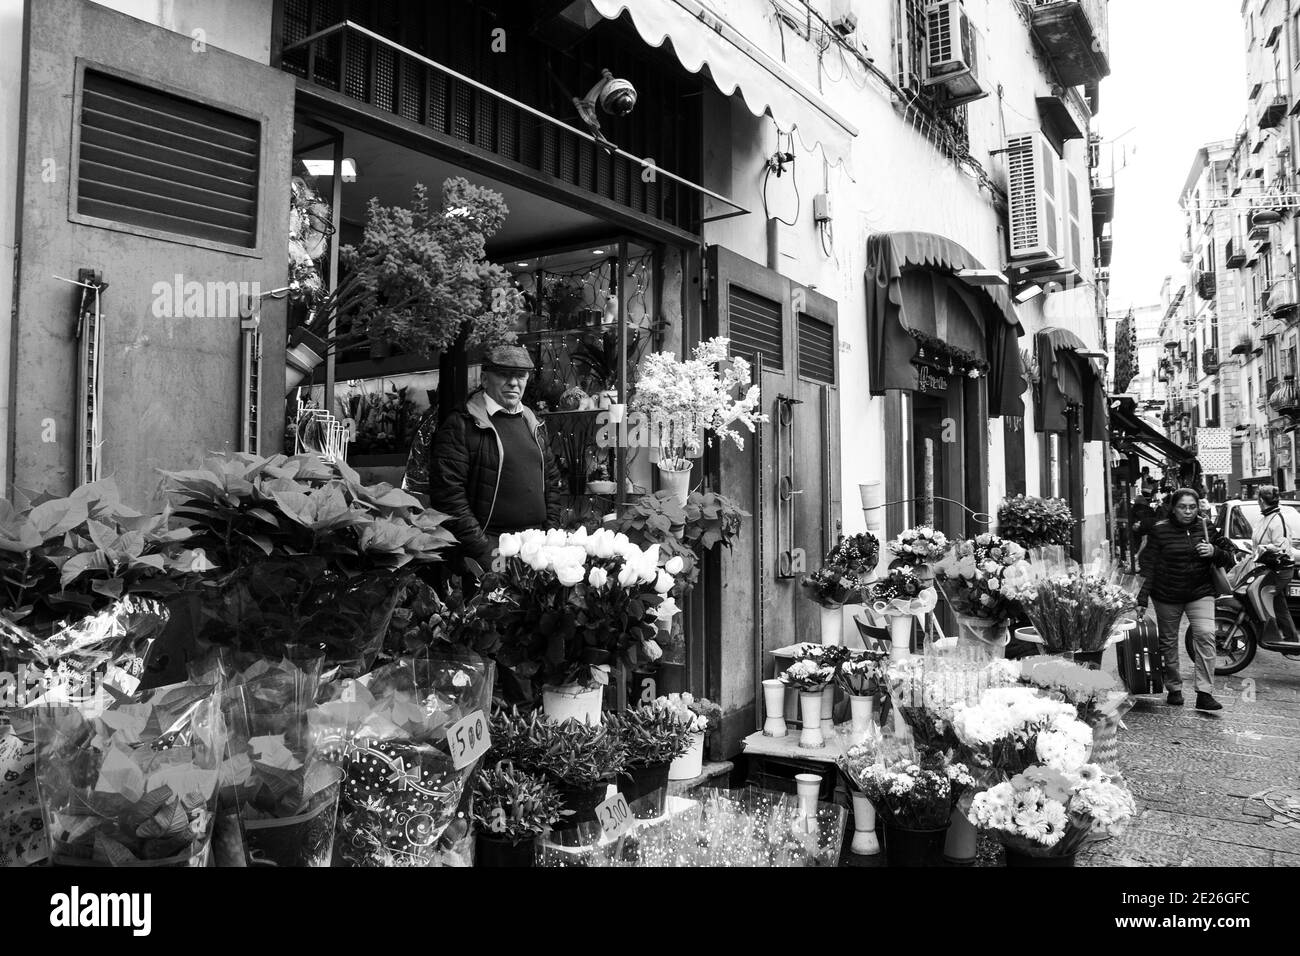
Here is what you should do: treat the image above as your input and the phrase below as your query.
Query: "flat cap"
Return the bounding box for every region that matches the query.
[481,344,535,372]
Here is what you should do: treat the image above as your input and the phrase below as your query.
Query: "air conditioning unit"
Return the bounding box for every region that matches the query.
[1006,130,1063,264]
[923,1,988,106]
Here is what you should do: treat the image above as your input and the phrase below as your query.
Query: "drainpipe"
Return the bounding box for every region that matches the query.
[1286,0,1298,491]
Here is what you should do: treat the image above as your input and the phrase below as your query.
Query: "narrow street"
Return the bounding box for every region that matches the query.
[1079,643,1300,866]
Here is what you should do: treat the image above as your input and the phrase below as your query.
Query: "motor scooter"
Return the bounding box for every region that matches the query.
[1190,553,1300,675]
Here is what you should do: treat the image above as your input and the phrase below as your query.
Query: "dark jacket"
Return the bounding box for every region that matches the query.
[1137,516,1234,605]
[404,391,561,567]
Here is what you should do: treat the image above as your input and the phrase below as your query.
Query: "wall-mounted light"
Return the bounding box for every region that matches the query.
[1014,283,1044,303]
[302,158,359,182]
[956,268,1009,287]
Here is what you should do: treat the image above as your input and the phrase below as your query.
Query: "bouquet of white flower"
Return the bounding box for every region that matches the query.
[951,686,1094,782]
[969,763,1135,858]
[887,526,952,564]
[779,659,835,692]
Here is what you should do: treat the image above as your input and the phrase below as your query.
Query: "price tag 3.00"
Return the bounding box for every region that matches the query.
[446,710,491,770]
[596,791,633,840]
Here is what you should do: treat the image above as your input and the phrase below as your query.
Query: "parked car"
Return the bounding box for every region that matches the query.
[1211,498,1300,609]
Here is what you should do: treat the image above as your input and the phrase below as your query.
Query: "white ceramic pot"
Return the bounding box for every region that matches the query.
[540,684,603,725]
[888,613,914,658]
[820,683,836,735]
[795,773,821,820]
[850,792,881,855]
[762,679,787,738]
[669,730,704,780]
[656,462,692,507]
[848,694,876,745]
[798,691,824,749]
[819,604,843,646]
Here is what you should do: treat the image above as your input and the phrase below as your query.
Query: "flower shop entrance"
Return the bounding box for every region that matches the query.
[703,245,842,757]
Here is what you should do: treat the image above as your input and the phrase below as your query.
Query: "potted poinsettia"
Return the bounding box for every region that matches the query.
[479,527,683,719]
[629,337,766,505]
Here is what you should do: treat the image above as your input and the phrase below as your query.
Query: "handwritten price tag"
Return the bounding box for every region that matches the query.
[446,710,490,770]
[596,791,633,840]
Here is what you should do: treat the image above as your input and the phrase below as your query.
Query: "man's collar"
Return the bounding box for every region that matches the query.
[483,394,521,417]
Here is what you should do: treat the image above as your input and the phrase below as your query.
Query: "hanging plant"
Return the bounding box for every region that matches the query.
[907,328,989,376]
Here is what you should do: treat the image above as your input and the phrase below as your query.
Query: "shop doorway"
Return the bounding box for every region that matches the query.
[910,392,967,534]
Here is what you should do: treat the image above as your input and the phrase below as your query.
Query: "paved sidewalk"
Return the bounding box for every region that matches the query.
[1078,641,1300,867]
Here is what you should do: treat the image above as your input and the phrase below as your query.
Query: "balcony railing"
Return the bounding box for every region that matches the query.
[1268,277,1299,315]
[1226,237,1247,268]
[1027,0,1110,86]
[1257,83,1289,129]
[1203,347,1220,374]
[1270,377,1300,417]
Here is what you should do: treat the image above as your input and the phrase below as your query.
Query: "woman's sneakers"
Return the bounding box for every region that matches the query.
[1166,690,1184,706]
[1195,692,1223,711]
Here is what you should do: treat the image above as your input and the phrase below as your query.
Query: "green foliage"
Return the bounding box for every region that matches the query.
[340,178,520,355]
[606,705,694,768]
[611,490,748,590]
[997,495,1076,550]
[486,710,626,789]
[0,478,200,635]
[471,763,569,842]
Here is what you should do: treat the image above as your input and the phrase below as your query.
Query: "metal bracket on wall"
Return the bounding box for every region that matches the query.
[775,393,806,579]
[63,268,108,485]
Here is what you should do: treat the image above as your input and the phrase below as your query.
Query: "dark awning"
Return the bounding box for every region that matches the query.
[865,232,1026,417]
[1036,328,1107,442]
[1109,398,1195,463]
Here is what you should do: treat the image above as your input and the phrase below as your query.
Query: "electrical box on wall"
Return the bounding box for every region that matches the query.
[813,192,833,223]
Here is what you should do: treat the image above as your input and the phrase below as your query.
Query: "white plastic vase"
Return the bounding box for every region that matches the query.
[820,683,836,735]
[798,691,825,749]
[888,613,914,658]
[540,684,603,725]
[657,463,692,507]
[848,695,876,745]
[850,792,880,855]
[762,679,788,737]
[795,773,821,821]
[819,604,842,646]
[669,730,704,780]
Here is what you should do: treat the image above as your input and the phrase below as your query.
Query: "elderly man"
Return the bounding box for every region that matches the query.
[403,345,561,573]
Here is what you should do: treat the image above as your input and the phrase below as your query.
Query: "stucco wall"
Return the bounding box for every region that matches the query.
[11,0,293,507]
[89,0,273,64]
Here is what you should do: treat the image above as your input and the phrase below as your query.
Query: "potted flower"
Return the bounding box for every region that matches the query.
[486,712,625,847]
[653,692,720,780]
[1017,658,1134,773]
[779,660,835,749]
[471,762,569,867]
[849,752,973,867]
[931,533,1031,657]
[607,705,695,816]
[837,743,882,856]
[867,567,938,657]
[480,527,680,720]
[792,643,854,736]
[970,763,1136,866]
[996,495,1075,551]
[836,651,888,744]
[951,686,1094,781]
[802,532,880,646]
[629,337,766,505]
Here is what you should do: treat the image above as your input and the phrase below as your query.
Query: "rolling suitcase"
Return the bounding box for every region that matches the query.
[1115,619,1163,695]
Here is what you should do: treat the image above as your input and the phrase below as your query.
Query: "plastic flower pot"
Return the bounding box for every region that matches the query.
[474,833,538,868]
[243,766,344,867]
[618,762,670,818]
[883,821,950,867]
[820,604,843,646]
[540,683,603,725]
[551,781,610,847]
[798,691,825,749]
[762,679,788,737]
[668,731,704,780]
[656,462,692,507]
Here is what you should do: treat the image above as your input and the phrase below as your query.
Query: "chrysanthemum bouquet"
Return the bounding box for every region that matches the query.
[779,659,835,692]
[951,686,1094,780]
[849,752,974,829]
[629,337,767,471]
[969,763,1135,857]
[887,526,952,564]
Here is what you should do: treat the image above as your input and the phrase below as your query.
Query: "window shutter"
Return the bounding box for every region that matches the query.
[797,315,836,384]
[727,285,784,371]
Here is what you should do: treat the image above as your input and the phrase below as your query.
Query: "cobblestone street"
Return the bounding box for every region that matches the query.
[1079,641,1300,867]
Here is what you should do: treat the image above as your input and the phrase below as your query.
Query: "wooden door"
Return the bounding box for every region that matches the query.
[704,246,841,756]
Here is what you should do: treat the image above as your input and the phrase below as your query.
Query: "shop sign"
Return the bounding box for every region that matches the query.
[1195,427,1232,476]
[916,367,949,394]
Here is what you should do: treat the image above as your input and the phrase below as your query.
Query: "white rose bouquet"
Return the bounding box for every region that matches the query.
[887,526,952,564]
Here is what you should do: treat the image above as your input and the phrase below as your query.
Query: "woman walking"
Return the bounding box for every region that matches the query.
[1137,488,1236,711]
[1251,485,1300,645]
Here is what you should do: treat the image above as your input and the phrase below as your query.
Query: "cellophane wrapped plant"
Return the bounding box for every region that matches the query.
[1000,549,1139,654]
[969,763,1136,858]
[932,533,1031,647]
[159,453,455,673]
[996,495,1075,550]
[867,567,937,620]
[479,527,684,699]
[471,762,569,846]
[607,705,695,769]
[34,681,225,867]
[886,526,952,565]
[802,532,880,608]
[848,745,973,830]
[1017,658,1133,728]
[884,654,1020,754]
[951,686,1095,784]
[311,655,493,867]
[629,337,766,471]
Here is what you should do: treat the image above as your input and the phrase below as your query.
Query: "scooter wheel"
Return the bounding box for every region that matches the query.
[1186,611,1256,676]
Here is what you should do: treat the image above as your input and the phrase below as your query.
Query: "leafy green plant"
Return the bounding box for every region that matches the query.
[997,495,1075,550]
[471,763,569,843]
[486,711,626,789]
[611,490,748,590]
[159,452,456,666]
[607,705,694,768]
[0,478,201,635]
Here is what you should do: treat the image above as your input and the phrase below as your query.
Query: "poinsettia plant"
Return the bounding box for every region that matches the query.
[159,452,455,668]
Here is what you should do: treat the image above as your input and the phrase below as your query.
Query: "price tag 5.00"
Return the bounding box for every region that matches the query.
[596,791,633,840]
[446,709,491,770]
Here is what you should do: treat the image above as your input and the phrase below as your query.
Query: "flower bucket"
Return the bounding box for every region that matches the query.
[798,692,825,749]
[943,808,978,865]
[884,822,950,867]
[656,462,692,507]
[551,782,610,847]
[669,731,705,780]
[887,613,914,658]
[762,679,788,738]
[820,604,843,646]
[474,833,537,868]
[849,792,880,855]
[541,684,603,725]
[1005,848,1076,867]
[955,616,1009,659]
[619,762,671,818]
[848,695,876,745]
